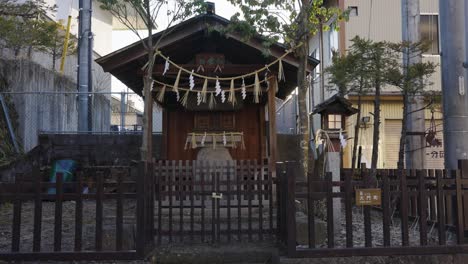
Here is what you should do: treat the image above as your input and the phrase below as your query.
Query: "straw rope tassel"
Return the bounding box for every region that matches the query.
[241,133,246,150]
[231,132,236,149]
[254,72,260,103]
[184,135,190,150]
[173,69,182,93]
[191,133,197,149]
[278,59,285,82]
[180,90,189,107]
[228,79,236,106]
[209,93,216,109]
[157,85,166,102]
[201,78,208,103]
[213,134,216,149]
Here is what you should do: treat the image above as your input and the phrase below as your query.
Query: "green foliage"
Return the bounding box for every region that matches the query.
[226,0,348,48]
[326,36,396,96]
[0,0,54,18]
[0,0,76,62]
[386,41,437,95]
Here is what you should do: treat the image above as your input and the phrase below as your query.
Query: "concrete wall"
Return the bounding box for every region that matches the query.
[0,133,163,182]
[38,133,164,164]
[0,59,111,152]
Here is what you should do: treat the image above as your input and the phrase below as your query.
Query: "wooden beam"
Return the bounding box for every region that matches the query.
[268,76,278,175]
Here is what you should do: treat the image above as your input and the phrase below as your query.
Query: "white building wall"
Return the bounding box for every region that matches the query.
[343,0,441,93]
[42,0,114,56]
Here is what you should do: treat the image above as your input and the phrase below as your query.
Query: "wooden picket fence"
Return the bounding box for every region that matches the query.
[0,163,154,261]
[277,160,468,258]
[152,159,277,244]
[0,159,276,261]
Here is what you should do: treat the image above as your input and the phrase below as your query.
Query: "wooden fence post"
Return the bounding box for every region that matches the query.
[417,170,428,246]
[32,165,42,252]
[276,162,285,242]
[400,169,409,246]
[326,172,334,248]
[456,160,467,244]
[136,161,146,257]
[307,163,316,248]
[285,161,296,257]
[362,166,372,248]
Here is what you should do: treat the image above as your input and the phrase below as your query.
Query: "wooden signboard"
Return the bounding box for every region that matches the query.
[356,188,382,206]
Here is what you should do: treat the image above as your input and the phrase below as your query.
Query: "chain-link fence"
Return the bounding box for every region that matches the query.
[0,91,161,154]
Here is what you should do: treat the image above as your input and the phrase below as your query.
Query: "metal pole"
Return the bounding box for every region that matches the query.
[77,0,92,132]
[402,0,426,169]
[88,21,93,131]
[120,92,126,132]
[440,0,468,169]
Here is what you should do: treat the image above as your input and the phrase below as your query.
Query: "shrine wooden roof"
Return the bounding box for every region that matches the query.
[96,13,319,100]
[312,94,359,116]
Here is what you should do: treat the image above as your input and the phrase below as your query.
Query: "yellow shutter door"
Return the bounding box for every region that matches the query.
[384,119,444,169]
[384,120,401,168]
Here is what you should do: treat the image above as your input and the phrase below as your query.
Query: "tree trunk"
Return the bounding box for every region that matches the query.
[370,80,381,181]
[141,0,153,167]
[297,42,310,178]
[295,0,312,178]
[351,94,362,170]
[397,92,408,169]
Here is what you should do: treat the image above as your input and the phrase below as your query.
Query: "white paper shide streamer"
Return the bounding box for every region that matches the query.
[197,91,202,105]
[189,70,195,90]
[221,90,226,103]
[163,57,170,76]
[223,131,227,146]
[215,77,221,96]
[241,77,246,100]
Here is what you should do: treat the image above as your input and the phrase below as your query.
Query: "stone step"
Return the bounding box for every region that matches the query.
[150,242,279,264]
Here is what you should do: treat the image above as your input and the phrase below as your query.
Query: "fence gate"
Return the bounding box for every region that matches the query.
[153,160,277,244]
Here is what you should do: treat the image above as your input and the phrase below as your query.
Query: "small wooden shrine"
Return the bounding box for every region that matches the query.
[312,94,358,151]
[97,7,318,166]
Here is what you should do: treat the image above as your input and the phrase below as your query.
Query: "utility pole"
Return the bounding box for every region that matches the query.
[440,1,468,169]
[77,0,93,132]
[402,0,426,169]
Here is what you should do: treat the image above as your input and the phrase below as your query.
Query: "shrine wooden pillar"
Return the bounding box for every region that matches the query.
[268,76,278,175]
